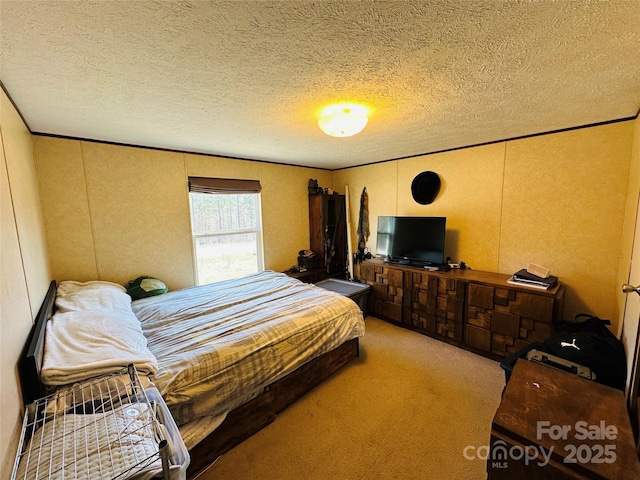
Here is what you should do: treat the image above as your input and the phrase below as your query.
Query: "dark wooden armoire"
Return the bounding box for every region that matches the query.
[309,193,347,278]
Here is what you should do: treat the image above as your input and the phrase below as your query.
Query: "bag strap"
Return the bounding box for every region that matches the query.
[554,314,613,334]
[574,313,611,326]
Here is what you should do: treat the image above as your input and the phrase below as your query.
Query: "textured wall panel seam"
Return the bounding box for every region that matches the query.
[182,152,198,286]
[79,141,101,280]
[1,133,34,318]
[497,141,508,274]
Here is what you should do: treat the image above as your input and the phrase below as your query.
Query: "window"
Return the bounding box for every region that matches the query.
[188,177,264,285]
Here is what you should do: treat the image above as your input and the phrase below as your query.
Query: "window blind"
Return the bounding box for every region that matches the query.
[188,177,261,194]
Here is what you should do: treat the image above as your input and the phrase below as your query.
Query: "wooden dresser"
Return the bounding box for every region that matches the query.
[360,259,565,359]
[488,360,640,479]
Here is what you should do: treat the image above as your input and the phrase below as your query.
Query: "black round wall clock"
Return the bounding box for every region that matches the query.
[411,171,441,205]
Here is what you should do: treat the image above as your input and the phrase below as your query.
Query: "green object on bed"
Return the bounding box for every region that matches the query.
[126,276,168,300]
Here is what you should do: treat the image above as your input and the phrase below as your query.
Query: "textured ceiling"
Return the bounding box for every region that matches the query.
[1,0,639,170]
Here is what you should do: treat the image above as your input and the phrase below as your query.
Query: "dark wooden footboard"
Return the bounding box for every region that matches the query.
[187,338,360,478]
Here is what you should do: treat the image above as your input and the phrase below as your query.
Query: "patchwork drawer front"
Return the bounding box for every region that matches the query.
[410,272,465,341]
[361,264,404,323]
[466,285,557,357]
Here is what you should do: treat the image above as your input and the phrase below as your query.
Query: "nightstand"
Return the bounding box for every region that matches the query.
[283,268,327,284]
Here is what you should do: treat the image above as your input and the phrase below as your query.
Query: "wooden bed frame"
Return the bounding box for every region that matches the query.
[20,280,360,479]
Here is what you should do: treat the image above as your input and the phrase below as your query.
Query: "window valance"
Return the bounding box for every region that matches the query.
[188,177,262,194]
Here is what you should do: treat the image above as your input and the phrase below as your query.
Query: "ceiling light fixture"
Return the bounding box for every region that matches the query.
[317,103,370,138]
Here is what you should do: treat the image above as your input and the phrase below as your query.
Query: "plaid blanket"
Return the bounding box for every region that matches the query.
[132,271,364,425]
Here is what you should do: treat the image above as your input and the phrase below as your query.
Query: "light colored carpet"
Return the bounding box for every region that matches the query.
[198,317,505,479]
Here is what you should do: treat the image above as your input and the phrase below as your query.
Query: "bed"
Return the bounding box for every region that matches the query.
[19,271,365,478]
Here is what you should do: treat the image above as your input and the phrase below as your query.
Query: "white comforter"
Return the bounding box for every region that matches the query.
[41,281,158,386]
[132,271,365,426]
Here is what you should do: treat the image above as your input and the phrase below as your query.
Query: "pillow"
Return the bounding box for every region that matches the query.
[126,276,168,300]
[56,281,128,313]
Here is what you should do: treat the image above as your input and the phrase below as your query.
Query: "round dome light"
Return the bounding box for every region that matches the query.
[317,103,370,138]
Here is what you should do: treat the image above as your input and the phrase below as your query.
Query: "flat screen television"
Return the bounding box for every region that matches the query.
[376,216,446,266]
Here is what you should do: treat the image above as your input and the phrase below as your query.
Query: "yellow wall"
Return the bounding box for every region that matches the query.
[620,116,640,378]
[33,137,332,288]
[335,121,635,332]
[34,122,635,329]
[0,90,51,478]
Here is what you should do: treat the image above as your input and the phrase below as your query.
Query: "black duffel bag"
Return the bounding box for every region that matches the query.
[543,314,627,391]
